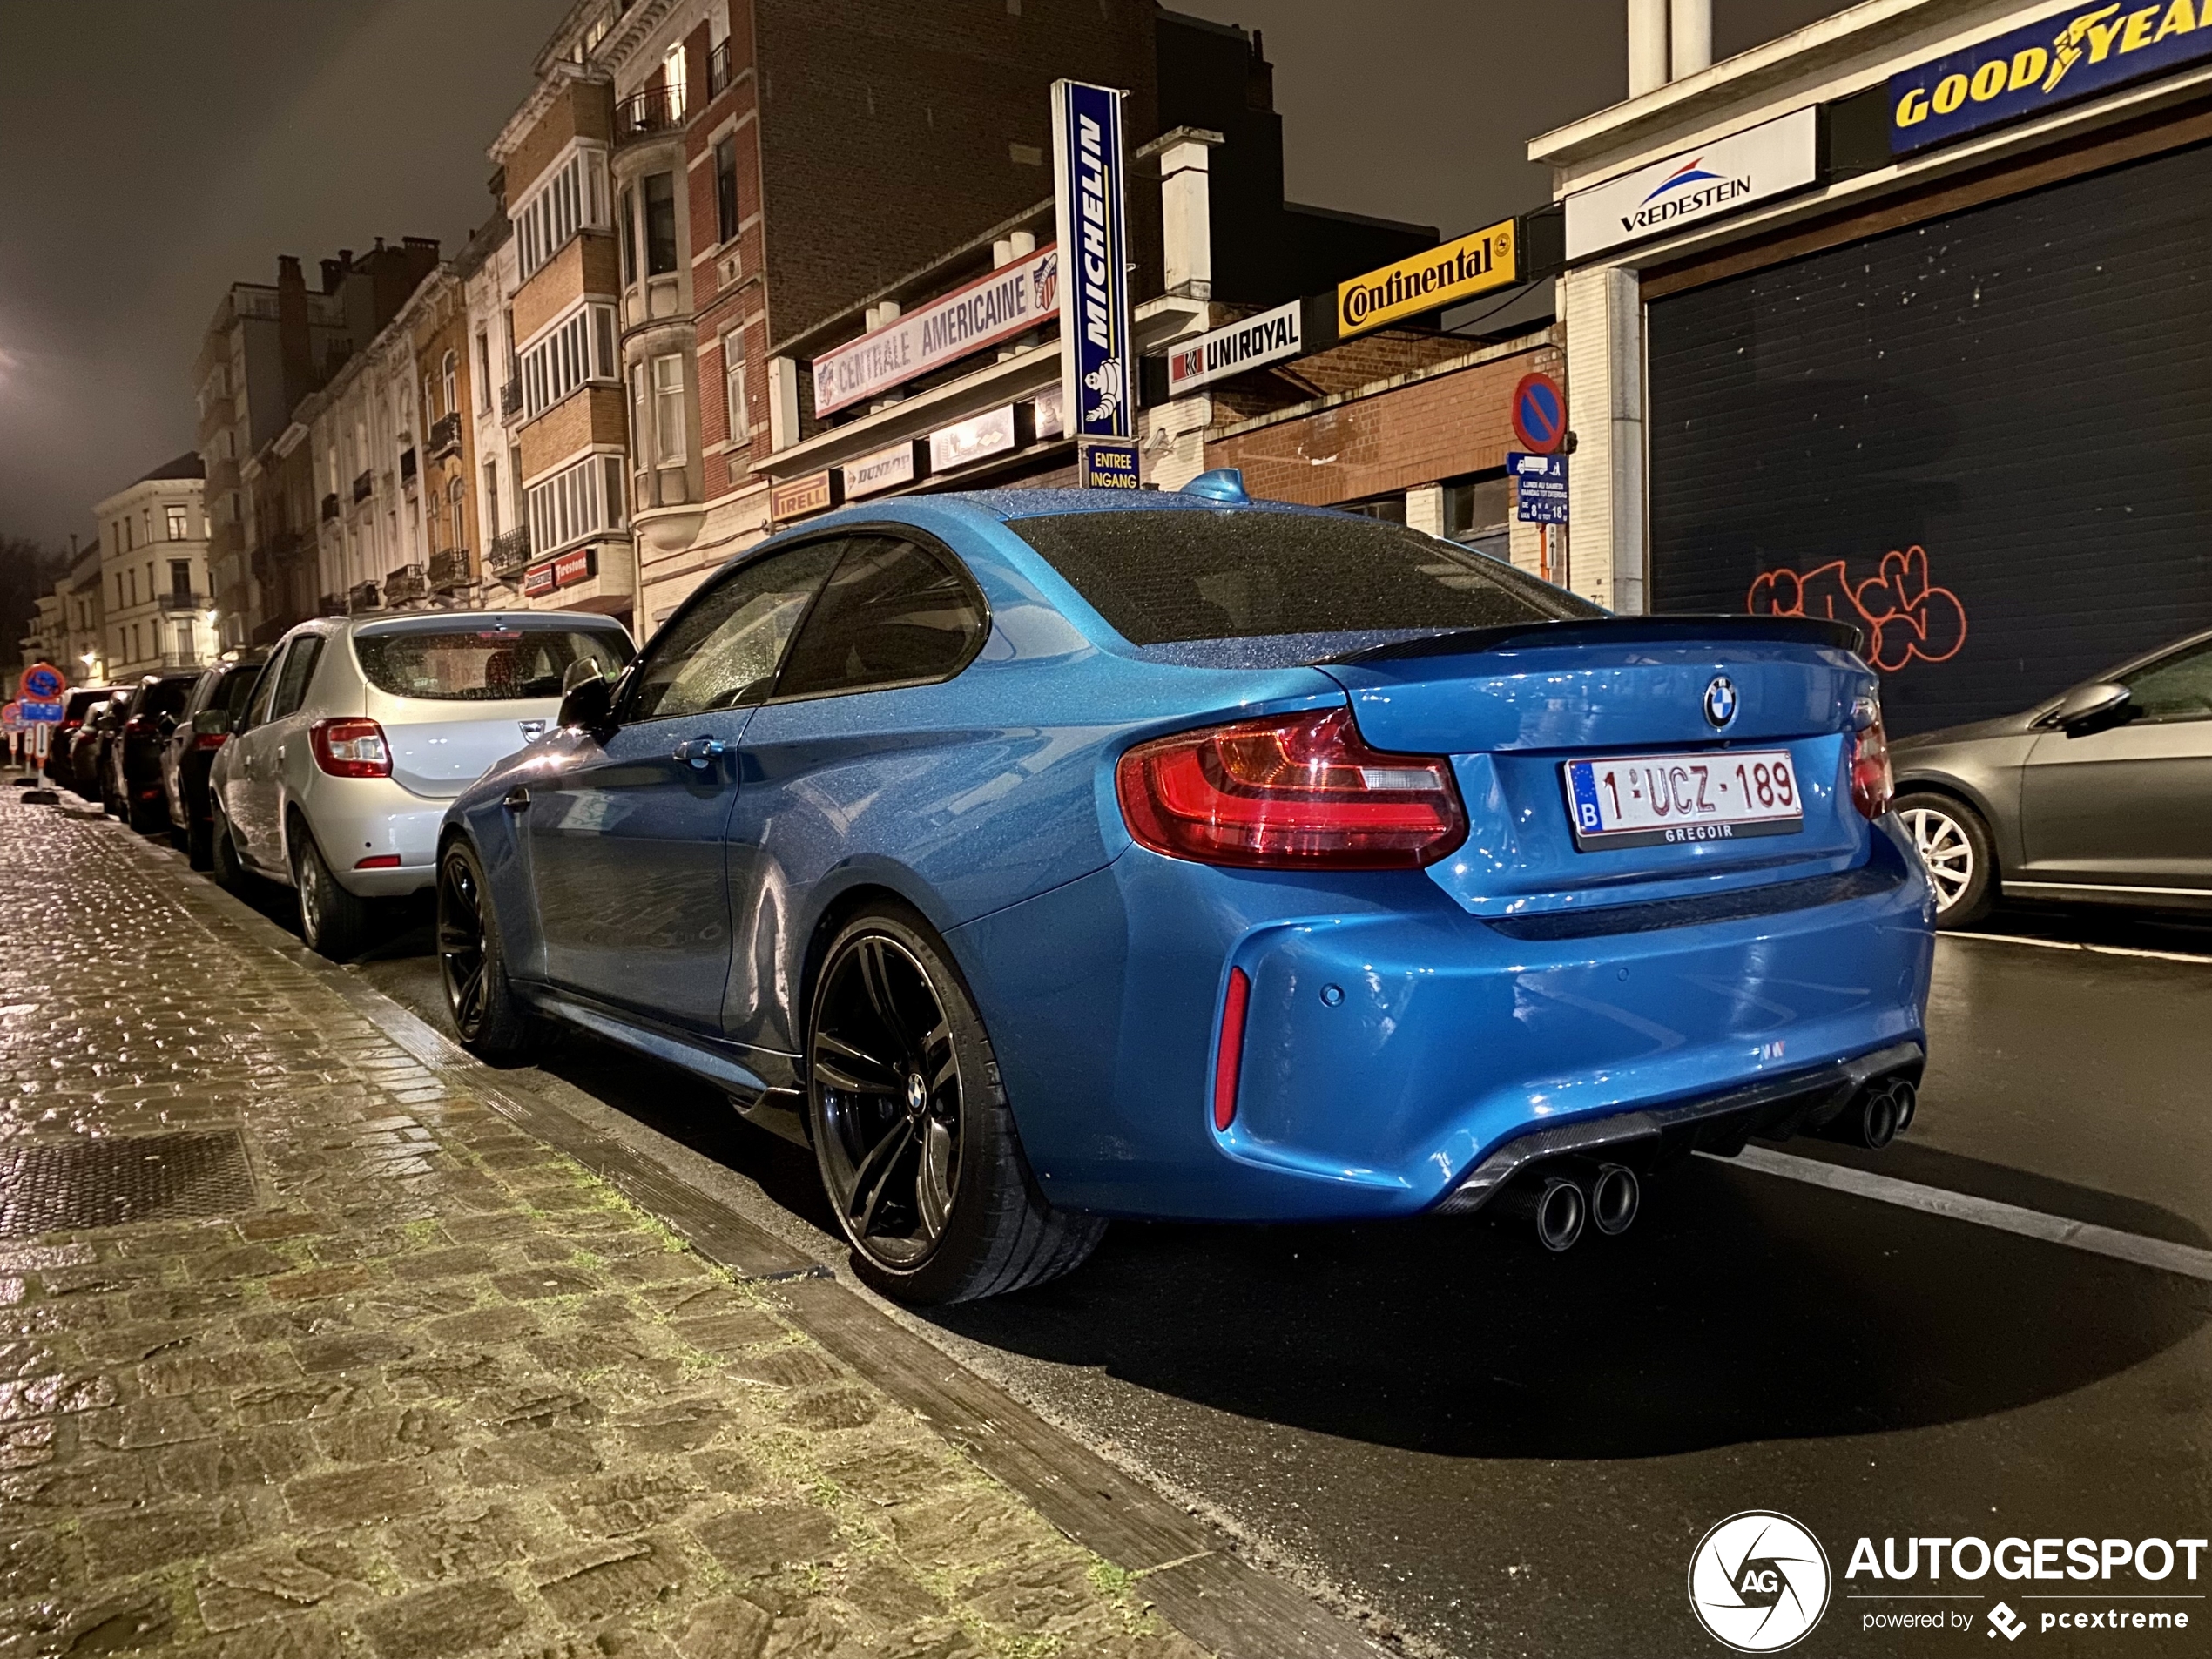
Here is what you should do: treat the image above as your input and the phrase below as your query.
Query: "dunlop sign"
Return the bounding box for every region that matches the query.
[1337,220,1515,338]
[1889,0,2212,155]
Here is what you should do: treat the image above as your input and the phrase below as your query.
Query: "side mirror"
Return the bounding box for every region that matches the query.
[156,711,178,736]
[2052,681,2130,735]
[556,669,615,732]
[192,709,230,738]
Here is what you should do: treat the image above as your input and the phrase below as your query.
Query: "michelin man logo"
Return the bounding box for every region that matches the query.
[1689,1512,1831,1652]
[1083,358,1124,428]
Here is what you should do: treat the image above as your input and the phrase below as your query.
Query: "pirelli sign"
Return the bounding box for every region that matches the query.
[1336,219,1516,338]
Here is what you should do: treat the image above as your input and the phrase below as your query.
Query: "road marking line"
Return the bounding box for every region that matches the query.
[1952,931,2212,966]
[1719,1144,2212,1283]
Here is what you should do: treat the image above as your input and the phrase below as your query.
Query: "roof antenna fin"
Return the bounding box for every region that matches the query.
[1183,469,1249,504]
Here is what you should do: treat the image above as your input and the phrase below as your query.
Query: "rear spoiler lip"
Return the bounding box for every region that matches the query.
[1324,614,1865,666]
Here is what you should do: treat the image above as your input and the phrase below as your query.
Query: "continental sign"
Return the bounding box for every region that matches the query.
[1891,0,2212,155]
[1336,219,1515,338]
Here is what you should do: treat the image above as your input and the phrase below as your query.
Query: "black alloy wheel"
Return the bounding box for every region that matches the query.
[806,906,1105,1305]
[436,840,539,1062]
[812,933,964,1269]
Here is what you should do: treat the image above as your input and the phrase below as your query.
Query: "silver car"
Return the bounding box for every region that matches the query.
[209,611,632,956]
[1891,627,2212,927]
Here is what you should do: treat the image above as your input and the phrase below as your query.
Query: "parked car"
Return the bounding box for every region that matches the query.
[209,611,634,957]
[162,652,268,867]
[104,670,202,830]
[1892,626,2212,927]
[46,686,119,787]
[70,699,122,802]
[437,476,1935,1306]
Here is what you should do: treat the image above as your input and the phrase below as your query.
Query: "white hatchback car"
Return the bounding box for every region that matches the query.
[210,610,632,956]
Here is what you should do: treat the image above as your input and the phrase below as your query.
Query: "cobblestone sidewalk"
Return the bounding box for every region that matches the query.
[0,794,1207,1659]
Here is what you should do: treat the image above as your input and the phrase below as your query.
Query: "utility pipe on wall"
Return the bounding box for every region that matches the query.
[1628,0,1668,95]
[1669,0,1711,78]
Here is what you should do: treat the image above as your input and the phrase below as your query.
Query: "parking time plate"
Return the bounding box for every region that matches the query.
[1562,750,1803,851]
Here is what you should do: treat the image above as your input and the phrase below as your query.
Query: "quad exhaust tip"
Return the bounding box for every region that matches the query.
[1824,1078,1916,1150]
[1495,1174,1588,1251]
[1589,1163,1641,1237]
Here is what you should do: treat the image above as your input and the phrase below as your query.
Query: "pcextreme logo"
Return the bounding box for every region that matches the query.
[1689,1511,1832,1652]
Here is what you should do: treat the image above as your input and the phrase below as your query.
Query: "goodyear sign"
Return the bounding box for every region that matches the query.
[1891,0,2212,155]
[1336,219,1515,338]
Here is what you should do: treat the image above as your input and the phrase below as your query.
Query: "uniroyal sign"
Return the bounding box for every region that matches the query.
[812,248,1058,416]
[1563,106,1818,260]
[1166,300,1303,395]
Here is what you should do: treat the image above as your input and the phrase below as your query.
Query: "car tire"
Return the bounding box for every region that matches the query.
[436,839,543,1064]
[210,798,249,892]
[126,789,162,834]
[1896,792,1996,928]
[185,813,214,871]
[805,903,1105,1306]
[291,823,377,960]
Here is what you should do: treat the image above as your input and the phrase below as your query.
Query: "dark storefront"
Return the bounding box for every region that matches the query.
[1648,137,2212,736]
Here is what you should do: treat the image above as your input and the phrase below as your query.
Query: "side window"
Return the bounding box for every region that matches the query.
[2120,639,2212,724]
[221,666,265,721]
[624,541,843,723]
[773,535,986,701]
[267,636,325,720]
[240,653,281,730]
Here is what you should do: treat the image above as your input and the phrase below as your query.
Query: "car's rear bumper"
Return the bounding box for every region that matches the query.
[953,819,1936,1222]
[298,776,449,897]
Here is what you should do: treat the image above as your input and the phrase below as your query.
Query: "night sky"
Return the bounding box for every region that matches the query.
[0,0,1847,555]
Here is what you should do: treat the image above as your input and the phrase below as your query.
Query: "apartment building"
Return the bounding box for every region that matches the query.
[195,240,441,645]
[93,455,212,679]
[488,51,633,620]
[409,264,483,605]
[58,545,105,684]
[462,219,533,597]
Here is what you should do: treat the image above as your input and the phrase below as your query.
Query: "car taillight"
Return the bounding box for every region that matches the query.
[1850,716,1894,820]
[309,717,392,779]
[195,732,228,751]
[125,716,153,738]
[1116,705,1467,869]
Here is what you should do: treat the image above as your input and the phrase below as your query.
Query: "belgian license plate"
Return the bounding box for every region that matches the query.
[1562,750,1803,850]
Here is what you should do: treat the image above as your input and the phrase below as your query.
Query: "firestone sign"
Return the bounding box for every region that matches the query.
[1563,107,1818,260]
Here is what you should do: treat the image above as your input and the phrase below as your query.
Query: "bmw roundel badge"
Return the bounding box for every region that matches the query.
[1703,675,1739,730]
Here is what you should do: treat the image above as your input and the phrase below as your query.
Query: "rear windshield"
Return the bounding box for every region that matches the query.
[1004,509,1600,646]
[138,678,194,718]
[353,626,631,702]
[214,665,265,717]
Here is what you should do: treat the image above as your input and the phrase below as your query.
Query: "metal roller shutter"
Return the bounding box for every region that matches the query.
[1648,138,2212,736]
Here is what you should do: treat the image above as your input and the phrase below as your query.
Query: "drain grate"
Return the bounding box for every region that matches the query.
[0,1130,257,1238]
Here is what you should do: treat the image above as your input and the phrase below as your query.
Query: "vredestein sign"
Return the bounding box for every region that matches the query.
[1563,106,1818,260]
[1051,78,1136,452]
[1336,220,1516,338]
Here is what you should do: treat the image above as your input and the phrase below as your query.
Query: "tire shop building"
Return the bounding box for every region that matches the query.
[1534,0,2212,734]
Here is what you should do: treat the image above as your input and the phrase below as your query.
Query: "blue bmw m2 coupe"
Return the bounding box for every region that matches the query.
[439,473,1934,1303]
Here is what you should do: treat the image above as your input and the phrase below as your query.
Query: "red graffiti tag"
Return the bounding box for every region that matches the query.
[1747,545,1967,671]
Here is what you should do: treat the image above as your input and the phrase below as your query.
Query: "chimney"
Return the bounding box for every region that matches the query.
[1669,0,1710,78]
[320,258,343,292]
[1628,0,1710,94]
[277,256,314,410]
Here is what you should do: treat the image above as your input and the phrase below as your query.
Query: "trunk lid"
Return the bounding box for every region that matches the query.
[371,698,562,799]
[1320,618,1879,917]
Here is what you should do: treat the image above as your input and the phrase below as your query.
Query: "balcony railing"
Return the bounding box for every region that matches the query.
[347,581,380,614]
[156,590,205,614]
[429,548,472,591]
[487,525,533,577]
[428,413,462,458]
[352,469,373,503]
[383,565,428,604]
[320,492,340,522]
[501,379,522,420]
[708,39,732,96]
[616,84,684,142]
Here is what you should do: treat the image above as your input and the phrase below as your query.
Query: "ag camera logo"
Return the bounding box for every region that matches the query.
[1689,1511,1831,1652]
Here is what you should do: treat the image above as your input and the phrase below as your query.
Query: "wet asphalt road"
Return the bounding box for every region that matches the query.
[214,847,2212,1658]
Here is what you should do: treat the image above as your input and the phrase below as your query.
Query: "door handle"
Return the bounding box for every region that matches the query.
[502,785,531,813]
[672,738,730,770]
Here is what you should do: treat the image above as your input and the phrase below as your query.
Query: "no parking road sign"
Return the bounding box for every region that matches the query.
[17,662,66,703]
[1509,372,1567,455]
